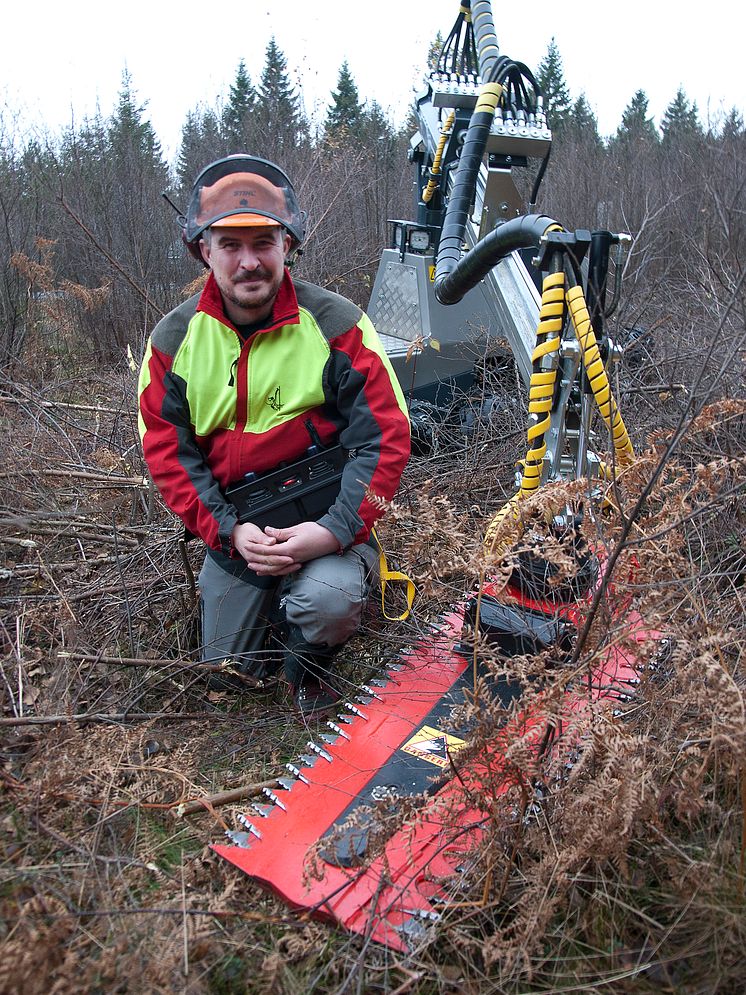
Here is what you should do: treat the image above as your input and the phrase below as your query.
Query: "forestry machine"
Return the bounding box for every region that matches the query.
[215,0,646,950]
[369,0,634,498]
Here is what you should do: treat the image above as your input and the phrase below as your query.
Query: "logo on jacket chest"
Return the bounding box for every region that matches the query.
[266,386,283,412]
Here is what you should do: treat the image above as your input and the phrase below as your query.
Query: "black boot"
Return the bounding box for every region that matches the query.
[222,598,286,691]
[202,601,284,694]
[283,623,342,718]
[205,644,283,694]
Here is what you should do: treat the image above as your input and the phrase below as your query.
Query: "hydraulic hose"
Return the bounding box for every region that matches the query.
[518,269,565,496]
[471,0,500,81]
[483,268,565,552]
[483,266,637,553]
[565,282,635,467]
[435,212,559,305]
[432,79,502,305]
[432,1,556,305]
[421,110,456,205]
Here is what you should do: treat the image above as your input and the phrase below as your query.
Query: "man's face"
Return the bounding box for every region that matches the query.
[200,224,291,323]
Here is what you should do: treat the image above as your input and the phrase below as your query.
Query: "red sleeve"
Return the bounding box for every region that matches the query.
[139,343,238,553]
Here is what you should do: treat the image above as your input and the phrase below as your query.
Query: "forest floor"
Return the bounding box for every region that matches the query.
[1,357,744,994]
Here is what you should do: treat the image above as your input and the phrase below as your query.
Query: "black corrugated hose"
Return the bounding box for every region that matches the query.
[434,0,557,306]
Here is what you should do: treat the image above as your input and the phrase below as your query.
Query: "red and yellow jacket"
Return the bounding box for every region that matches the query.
[138,270,410,555]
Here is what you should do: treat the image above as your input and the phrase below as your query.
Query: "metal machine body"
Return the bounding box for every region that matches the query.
[369,232,540,399]
[368,52,552,392]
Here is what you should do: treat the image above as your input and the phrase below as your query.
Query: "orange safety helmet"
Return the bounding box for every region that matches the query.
[184,155,306,262]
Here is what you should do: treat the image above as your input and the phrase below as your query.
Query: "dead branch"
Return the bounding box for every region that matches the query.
[0,523,141,547]
[57,652,271,686]
[176,780,281,817]
[0,468,146,485]
[177,537,197,607]
[621,384,688,395]
[0,394,126,416]
[7,556,118,575]
[0,512,152,537]
[0,711,255,727]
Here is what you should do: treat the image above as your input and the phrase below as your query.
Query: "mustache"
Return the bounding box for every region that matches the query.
[234,271,271,283]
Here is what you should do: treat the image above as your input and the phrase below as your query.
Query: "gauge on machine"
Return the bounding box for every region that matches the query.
[409,229,431,253]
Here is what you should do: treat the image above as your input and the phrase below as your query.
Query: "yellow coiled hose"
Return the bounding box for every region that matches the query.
[519,272,565,497]
[484,270,564,551]
[473,80,503,116]
[484,274,635,554]
[565,284,635,466]
[421,110,456,205]
[422,80,503,206]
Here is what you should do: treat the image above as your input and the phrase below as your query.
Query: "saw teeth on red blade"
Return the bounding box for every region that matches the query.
[213,600,654,950]
[213,609,469,949]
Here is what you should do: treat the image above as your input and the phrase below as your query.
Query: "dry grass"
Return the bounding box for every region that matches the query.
[0,328,745,993]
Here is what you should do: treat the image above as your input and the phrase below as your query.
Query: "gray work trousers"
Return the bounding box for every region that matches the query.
[198,543,379,672]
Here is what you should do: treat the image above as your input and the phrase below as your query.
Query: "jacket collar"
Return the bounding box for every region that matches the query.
[196,269,300,333]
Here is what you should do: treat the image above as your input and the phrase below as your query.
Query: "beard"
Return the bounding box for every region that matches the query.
[221,268,284,317]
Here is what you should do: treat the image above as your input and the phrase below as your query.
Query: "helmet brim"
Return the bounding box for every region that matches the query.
[208,214,282,229]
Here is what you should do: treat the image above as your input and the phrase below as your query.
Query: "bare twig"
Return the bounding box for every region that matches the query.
[56,651,274,689]
[58,197,165,318]
[178,538,197,608]
[0,467,146,485]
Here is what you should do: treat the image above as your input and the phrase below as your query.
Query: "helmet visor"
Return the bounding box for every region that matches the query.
[185,156,305,246]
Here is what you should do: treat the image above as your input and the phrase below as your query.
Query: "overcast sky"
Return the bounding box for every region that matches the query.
[2,0,742,161]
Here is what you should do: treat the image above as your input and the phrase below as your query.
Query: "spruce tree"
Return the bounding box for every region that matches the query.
[256,37,308,153]
[59,112,109,187]
[614,90,659,146]
[53,72,172,349]
[177,111,202,188]
[720,106,745,140]
[566,93,602,147]
[105,72,169,267]
[18,140,58,254]
[360,100,395,145]
[222,60,257,150]
[661,87,703,146]
[177,107,224,190]
[108,70,165,169]
[536,38,571,133]
[325,61,364,138]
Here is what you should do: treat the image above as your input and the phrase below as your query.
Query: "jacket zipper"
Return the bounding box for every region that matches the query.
[234,336,255,434]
